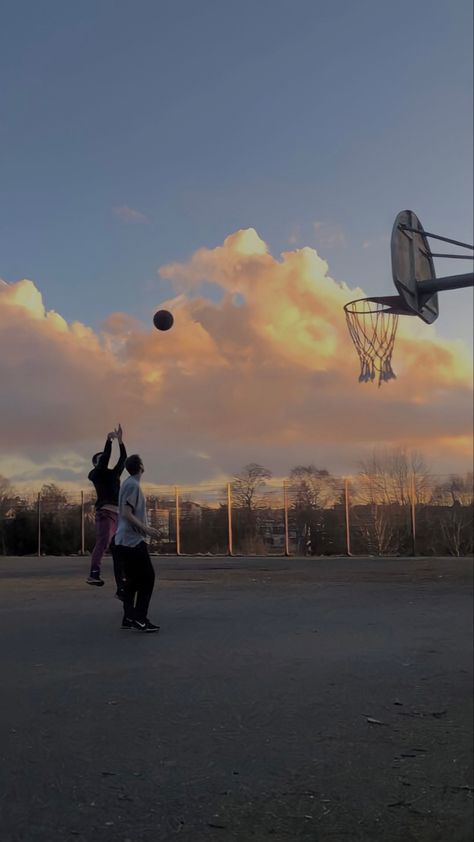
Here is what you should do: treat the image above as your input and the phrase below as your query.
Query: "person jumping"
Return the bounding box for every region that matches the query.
[87,424,127,590]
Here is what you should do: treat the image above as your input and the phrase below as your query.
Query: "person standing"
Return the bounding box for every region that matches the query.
[87,425,127,589]
[114,454,160,632]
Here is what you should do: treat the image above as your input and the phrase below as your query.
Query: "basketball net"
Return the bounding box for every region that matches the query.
[344,298,399,385]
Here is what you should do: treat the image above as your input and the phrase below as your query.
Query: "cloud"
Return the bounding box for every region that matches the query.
[0,231,472,489]
[362,234,390,250]
[313,221,346,250]
[113,205,149,224]
[288,225,302,246]
[0,278,142,450]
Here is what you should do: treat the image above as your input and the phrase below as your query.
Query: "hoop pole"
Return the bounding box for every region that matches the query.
[419,272,473,294]
[399,226,474,250]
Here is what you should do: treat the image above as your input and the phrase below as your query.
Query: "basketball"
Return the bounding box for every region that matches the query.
[153,309,174,331]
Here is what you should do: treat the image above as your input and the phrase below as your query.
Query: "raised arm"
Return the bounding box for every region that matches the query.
[113,424,127,473]
[96,433,114,469]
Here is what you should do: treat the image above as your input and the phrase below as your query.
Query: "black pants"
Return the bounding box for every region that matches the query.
[114,542,155,622]
[110,537,125,591]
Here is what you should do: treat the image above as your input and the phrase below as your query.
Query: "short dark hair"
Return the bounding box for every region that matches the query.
[125,454,143,476]
[92,452,102,466]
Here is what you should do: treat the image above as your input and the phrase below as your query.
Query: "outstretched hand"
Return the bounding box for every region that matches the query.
[115,423,123,443]
[107,430,116,441]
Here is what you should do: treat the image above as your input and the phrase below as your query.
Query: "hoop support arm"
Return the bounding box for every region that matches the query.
[398,225,474,251]
[419,272,474,294]
[429,253,474,260]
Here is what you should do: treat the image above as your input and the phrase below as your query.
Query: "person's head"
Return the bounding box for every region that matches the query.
[125,454,144,477]
[92,452,102,467]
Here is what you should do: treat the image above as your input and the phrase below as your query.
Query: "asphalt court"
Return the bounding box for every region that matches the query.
[0,555,472,841]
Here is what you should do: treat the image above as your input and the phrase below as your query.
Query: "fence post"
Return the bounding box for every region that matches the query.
[344,478,352,556]
[37,492,41,557]
[283,481,290,557]
[175,486,181,556]
[80,490,85,555]
[227,482,233,557]
[410,473,417,556]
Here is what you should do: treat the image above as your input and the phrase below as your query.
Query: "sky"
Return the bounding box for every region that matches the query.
[0,0,472,491]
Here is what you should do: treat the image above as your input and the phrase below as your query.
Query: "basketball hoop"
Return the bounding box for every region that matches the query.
[344,297,401,385]
[343,210,473,385]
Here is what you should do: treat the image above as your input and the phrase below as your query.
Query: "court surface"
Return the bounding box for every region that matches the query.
[0,555,472,842]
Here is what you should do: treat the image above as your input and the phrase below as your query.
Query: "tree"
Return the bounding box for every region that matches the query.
[0,476,16,555]
[352,505,400,556]
[352,448,432,555]
[356,447,432,505]
[430,473,474,556]
[431,473,473,507]
[4,499,37,555]
[289,465,334,507]
[288,465,336,554]
[39,483,80,555]
[232,464,272,552]
[39,483,69,512]
[232,463,272,511]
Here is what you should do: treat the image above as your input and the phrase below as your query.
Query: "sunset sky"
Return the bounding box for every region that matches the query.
[0,0,472,490]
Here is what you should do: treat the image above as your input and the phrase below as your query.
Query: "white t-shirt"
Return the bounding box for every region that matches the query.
[115,475,149,547]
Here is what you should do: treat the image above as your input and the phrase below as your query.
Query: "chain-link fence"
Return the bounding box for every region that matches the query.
[0,474,472,557]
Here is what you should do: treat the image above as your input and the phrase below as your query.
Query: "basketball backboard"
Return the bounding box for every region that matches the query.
[391,210,439,324]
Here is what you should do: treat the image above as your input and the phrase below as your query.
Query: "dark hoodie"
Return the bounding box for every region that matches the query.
[88,438,127,510]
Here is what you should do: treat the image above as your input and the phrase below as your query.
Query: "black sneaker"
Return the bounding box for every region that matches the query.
[131,619,160,633]
[144,619,160,632]
[121,617,133,630]
[86,575,104,587]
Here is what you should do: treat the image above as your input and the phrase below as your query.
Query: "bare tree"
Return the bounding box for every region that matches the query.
[232,463,272,511]
[356,447,432,505]
[231,464,272,553]
[351,448,432,555]
[39,483,69,512]
[289,465,335,507]
[0,476,13,508]
[353,505,399,556]
[431,473,474,507]
[0,476,16,555]
[430,473,474,556]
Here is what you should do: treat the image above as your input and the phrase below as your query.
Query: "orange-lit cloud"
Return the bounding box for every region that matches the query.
[0,230,472,488]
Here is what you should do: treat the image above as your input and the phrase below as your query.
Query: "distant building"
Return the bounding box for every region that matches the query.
[180,501,202,522]
[148,507,171,539]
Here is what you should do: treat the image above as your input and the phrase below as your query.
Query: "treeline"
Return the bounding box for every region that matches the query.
[228,455,473,557]
[0,482,96,556]
[0,449,472,557]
